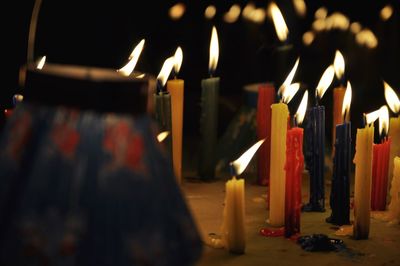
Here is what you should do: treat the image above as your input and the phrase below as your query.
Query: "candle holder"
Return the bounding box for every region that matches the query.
[0,64,202,265]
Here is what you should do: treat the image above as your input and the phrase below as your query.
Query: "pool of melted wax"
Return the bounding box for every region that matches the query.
[259,227,285,237]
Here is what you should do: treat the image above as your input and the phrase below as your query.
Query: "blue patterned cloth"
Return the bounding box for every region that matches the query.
[0,103,202,266]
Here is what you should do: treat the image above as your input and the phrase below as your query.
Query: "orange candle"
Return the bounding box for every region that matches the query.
[167,47,184,184]
[332,51,346,154]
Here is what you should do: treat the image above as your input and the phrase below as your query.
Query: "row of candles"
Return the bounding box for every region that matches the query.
[15,14,400,255]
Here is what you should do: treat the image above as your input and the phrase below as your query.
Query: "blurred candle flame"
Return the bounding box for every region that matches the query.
[342,81,352,121]
[384,81,400,114]
[174,47,183,75]
[118,39,145,76]
[36,56,46,69]
[268,2,289,42]
[157,57,175,87]
[379,105,389,137]
[380,5,393,21]
[223,4,241,23]
[316,65,334,100]
[157,131,170,143]
[205,5,216,20]
[231,139,265,176]
[209,26,219,76]
[333,50,345,80]
[365,109,380,125]
[278,57,300,97]
[169,3,185,20]
[315,7,327,20]
[292,0,306,17]
[296,90,308,126]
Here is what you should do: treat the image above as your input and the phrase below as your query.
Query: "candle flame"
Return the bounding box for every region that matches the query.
[36,56,46,69]
[380,5,393,21]
[282,83,300,104]
[333,50,345,79]
[157,57,175,87]
[292,0,306,18]
[204,5,216,20]
[223,4,241,23]
[384,81,400,114]
[157,131,170,143]
[342,81,352,120]
[209,26,219,75]
[169,3,186,20]
[365,109,380,125]
[296,90,308,126]
[174,46,183,75]
[231,139,265,176]
[316,65,334,100]
[278,57,300,97]
[379,105,389,137]
[118,39,145,76]
[268,2,289,42]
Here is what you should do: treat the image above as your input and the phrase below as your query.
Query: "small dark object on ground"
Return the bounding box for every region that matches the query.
[297,234,345,252]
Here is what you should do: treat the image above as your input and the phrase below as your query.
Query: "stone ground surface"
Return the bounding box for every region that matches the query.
[181,170,400,266]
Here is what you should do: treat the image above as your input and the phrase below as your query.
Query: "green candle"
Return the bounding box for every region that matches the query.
[199,26,220,180]
[154,57,174,154]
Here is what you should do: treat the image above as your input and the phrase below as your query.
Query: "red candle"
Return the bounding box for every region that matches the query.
[284,91,307,238]
[371,105,391,211]
[256,83,275,186]
[371,137,391,210]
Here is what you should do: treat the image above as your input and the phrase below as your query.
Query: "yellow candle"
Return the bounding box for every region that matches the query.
[269,103,289,226]
[167,79,184,183]
[222,177,245,254]
[353,124,374,240]
[167,47,184,184]
[388,116,400,189]
[387,157,400,222]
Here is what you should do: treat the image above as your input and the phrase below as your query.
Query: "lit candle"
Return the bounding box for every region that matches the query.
[154,57,174,154]
[284,90,307,238]
[327,81,352,225]
[387,157,400,223]
[269,59,300,227]
[332,51,346,155]
[371,106,391,211]
[256,83,275,186]
[384,81,400,196]
[199,26,219,180]
[222,139,265,254]
[353,111,376,240]
[167,47,184,184]
[303,65,335,212]
[117,39,145,77]
[268,2,292,85]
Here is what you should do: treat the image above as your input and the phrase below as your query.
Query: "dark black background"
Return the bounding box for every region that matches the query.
[2,0,400,143]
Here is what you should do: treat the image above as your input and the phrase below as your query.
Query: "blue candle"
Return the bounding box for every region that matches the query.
[327,82,352,225]
[303,66,334,212]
